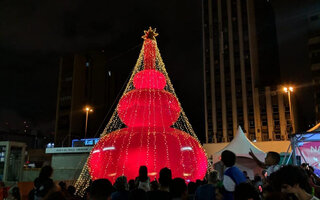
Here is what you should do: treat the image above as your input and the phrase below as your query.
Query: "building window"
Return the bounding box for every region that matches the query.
[262,120,267,126]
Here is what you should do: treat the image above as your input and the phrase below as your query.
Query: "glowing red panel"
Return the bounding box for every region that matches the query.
[133,70,166,89]
[143,40,156,70]
[117,89,181,127]
[88,127,208,183]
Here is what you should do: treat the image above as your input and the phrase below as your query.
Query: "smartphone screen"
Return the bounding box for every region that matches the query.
[258,185,263,193]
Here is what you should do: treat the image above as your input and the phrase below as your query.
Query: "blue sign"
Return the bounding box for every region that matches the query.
[72,138,99,147]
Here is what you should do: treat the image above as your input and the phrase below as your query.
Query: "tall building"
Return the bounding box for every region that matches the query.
[254,86,293,141]
[308,12,320,123]
[55,51,123,147]
[202,0,290,143]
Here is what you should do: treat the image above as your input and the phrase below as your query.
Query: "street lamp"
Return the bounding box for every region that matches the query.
[283,86,296,134]
[283,86,297,165]
[84,106,93,138]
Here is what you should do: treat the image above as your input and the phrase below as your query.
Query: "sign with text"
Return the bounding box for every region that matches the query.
[297,141,320,175]
[45,147,92,154]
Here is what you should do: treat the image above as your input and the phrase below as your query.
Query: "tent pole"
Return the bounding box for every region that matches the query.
[281,143,291,165]
[286,151,293,165]
[291,135,297,165]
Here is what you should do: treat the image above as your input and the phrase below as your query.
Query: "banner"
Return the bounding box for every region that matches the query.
[297,141,320,175]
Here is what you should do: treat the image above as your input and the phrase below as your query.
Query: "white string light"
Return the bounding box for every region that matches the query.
[74,29,209,196]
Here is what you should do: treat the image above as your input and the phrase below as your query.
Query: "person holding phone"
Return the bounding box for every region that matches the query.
[249,149,281,177]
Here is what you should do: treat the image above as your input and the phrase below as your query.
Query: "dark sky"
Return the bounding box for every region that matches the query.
[0,0,204,138]
[0,0,319,140]
[273,0,320,130]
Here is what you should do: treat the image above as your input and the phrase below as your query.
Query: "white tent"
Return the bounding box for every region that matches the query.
[213,126,266,179]
[213,126,266,162]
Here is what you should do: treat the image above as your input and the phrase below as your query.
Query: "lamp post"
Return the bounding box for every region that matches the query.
[283,86,295,133]
[283,86,297,165]
[84,106,93,138]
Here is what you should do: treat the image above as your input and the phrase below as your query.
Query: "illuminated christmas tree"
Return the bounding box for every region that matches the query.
[75,27,208,195]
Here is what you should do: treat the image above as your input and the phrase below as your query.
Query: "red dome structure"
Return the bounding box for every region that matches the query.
[88,127,208,183]
[133,69,166,89]
[86,27,208,184]
[117,89,181,127]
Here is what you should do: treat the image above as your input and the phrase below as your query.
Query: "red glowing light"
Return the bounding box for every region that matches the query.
[143,40,156,70]
[117,89,181,127]
[133,70,166,89]
[87,35,208,184]
[88,127,208,183]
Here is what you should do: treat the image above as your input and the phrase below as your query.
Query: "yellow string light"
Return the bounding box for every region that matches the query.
[74,31,210,196]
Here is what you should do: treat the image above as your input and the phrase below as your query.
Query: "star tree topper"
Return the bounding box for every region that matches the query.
[142,27,159,40]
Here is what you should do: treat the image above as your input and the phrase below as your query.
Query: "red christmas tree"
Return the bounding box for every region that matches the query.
[75,27,208,194]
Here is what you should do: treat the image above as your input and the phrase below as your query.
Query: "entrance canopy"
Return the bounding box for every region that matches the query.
[213,126,266,163]
[212,127,265,179]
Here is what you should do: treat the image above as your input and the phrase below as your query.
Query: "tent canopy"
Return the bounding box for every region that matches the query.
[307,122,320,132]
[290,123,320,142]
[293,123,320,142]
[213,126,266,163]
[294,132,320,142]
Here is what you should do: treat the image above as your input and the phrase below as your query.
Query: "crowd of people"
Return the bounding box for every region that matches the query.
[1,149,320,200]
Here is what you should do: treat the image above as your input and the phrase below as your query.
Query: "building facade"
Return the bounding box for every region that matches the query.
[202,0,292,143]
[55,51,122,147]
[255,86,293,141]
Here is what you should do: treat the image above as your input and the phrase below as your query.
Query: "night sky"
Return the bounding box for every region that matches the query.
[0,0,204,138]
[273,0,320,130]
[0,0,319,141]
